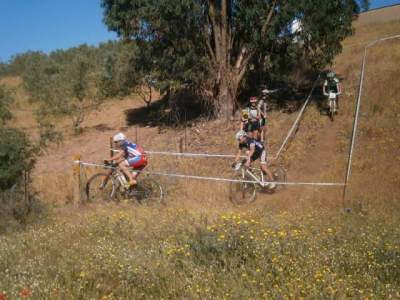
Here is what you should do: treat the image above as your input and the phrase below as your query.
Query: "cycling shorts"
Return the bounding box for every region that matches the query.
[243,120,260,132]
[126,155,147,170]
[251,149,267,164]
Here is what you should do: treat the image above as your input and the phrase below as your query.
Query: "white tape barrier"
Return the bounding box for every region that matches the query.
[111,148,245,159]
[74,161,345,187]
[275,74,321,158]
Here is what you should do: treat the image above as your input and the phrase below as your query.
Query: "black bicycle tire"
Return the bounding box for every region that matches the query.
[134,177,164,204]
[229,173,257,205]
[86,173,117,202]
[262,164,287,194]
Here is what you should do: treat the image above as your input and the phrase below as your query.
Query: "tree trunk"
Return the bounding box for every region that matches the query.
[218,78,232,120]
[207,0,276,120]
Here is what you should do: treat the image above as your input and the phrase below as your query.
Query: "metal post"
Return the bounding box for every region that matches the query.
[341,35,400,206]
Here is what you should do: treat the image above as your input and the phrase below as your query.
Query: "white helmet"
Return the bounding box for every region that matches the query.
[235,130,247,141]
[113,132,126,142]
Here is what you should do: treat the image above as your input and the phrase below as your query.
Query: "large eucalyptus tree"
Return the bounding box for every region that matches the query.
[102,0,358,118]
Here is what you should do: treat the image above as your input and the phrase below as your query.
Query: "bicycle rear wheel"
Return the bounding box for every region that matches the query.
[229,174,257,205]
[133,177,164,204]
[86,173,117,202]
[270,164,287,192]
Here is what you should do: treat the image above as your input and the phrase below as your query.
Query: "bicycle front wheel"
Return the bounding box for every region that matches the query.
[134,177,164,204]
[229,174,257,205]
[329,101,335,122]
[86,173,117,202]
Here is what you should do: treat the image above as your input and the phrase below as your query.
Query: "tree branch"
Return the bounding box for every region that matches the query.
[261,0,278,37]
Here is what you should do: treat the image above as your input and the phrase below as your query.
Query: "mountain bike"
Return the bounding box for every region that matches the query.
[326,92,339,122]
[85,161,164,204]
[229,161,286,205]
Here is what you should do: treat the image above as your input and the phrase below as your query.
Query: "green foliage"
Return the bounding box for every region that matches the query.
[16,46,102,132]
[101,0,359,115]
[0,128,33,191]
[37,119,63,151]
[0,62,10,78]
[97,41,141,98]
[0,85,13,125]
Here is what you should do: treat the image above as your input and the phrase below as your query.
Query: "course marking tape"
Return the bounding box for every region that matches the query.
[74,161,345,187]
[275,74,320,158]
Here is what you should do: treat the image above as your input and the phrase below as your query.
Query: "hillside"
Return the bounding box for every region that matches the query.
[19,6,399,212]
[1,6,400,299]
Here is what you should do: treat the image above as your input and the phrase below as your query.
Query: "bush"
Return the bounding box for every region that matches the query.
[0,128,33,190]
[0,187,47,234]
[0,84,13,125]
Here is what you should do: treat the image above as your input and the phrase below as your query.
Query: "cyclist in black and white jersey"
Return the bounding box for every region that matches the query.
[233,130,276,188]
[323,71,342,108]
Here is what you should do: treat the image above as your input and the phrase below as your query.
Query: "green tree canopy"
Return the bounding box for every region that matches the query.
[0,85,13,125]
[0,128,33,190]
[102,0,359,118]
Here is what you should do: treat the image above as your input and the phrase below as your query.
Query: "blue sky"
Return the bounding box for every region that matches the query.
[0,0,399,62]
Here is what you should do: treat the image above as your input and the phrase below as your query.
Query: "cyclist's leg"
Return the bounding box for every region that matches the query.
[127,156,148,186]
[119,159,136,186]
[259,150,274,182]
[251,120,261,140]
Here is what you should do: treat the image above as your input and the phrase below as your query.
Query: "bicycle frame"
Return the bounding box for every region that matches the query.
[241,167,269,188]
[329,93,337,113]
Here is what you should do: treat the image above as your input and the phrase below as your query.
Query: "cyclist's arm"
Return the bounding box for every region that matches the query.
[257,107,263,119]
[322,82,328,96]
[337,83,342,95]
[109,150,124,162]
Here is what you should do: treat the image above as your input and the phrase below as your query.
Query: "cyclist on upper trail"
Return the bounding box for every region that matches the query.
[241,96,265,141]
[105,132,147,188]
[323,71,342,108]
[233,130,276,189]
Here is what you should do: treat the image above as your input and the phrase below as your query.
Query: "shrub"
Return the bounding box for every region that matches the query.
[0,128,33,190]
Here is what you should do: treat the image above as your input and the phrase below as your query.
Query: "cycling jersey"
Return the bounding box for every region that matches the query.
[121,141,147,169]
[239,138,266,163]
[324,78,339,93]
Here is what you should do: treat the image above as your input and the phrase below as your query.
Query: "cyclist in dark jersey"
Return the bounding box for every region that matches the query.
[323,71,342,109]
[234,130,276,188]
[241,96,264,140]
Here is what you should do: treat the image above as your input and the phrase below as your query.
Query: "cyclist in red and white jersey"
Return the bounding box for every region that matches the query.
[105,132,147,187]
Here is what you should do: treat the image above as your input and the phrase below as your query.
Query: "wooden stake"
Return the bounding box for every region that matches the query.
[179,137,183,153]
[73,154,82,205]
[109,137,113,158]
[184,127,187,151]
